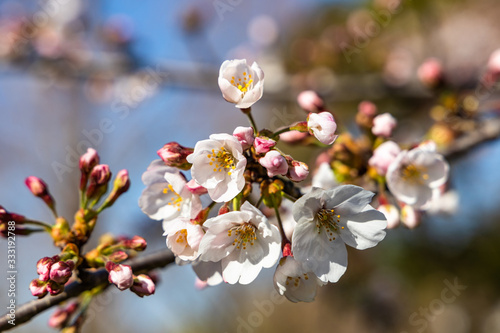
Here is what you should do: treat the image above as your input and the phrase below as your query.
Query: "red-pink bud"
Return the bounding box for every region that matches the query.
[233,126,255,150]
[79,148,100,174]
[89,165,111,185]
[0,206,25,223]
[49,261,74,284]
[297,90,324,113]
[47,281,64,295]
[287,161,309,182]
[25,176,49,197]
[218,204,230,215]
[107,263,134,290]
[114,169,130,192]
[157,142,194,170]
[30,279,48,298]
[282,243,292,257]
[48,302,78,329]
[186,179,208,195]
[123,235,147,251]
[253,137,276,154]
[37,257,55,282]
[130,274,155,297]
[108,250,128,262]
[25,177,55,210]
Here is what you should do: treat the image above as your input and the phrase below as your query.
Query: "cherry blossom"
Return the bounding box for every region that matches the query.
[218,59,264,109]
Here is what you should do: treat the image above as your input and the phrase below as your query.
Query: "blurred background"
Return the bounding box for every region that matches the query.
[1,0,500,332]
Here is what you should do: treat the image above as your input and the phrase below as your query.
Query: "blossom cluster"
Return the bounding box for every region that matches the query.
[138,59,409,302]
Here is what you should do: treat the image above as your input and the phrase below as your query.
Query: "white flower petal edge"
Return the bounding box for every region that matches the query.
[218,59,265,109]
[139,160,202,221]
[386,145,449,209]
[291,185,387,283]
[273,256,325,303]
[198,201,281,285]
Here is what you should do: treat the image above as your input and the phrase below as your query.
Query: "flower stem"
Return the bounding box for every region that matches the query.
[273,202,288,244]
[282,192,297,202]
[272,126,291,139]
[256,194,264,208]
[24,219,53,232]
[243,108,258,135]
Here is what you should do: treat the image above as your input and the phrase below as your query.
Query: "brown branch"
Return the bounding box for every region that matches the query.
[440,117,500,158]
[0,249,175,332]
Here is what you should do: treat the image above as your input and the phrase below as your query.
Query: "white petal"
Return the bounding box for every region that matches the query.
[340,207,387,250]
[323,185,374,215]
[218,77,242,104]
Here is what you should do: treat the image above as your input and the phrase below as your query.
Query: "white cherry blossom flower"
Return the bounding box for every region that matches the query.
[386,145,449,209]
[273,256,325,303]
[218,59,264,109]
[163,217,205,261]
[139,160,201,221]
[377,204,400,229]
[291,186,387,283]
[187,133,247,203]
[198,201,281,285]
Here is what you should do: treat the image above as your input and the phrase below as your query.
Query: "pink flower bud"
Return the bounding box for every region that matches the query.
[218,204,230,215]
[49,261,74,284]
[233,126,255,150]
[297,90,324,113]
[279,130,309,143]
[157,142,194,170]
[25,176,48,197]
[130,274,155,297]
[259,151,288,177]
[106,262,134,290]
[358,101,377,117]
[37,257,55,282]
[186,179,208,195]
[123,235,147,251]
[47,281,64,296]
[48,303,78,329]
[114,169,130,193]
[372,113,397,138]
[308,112,338,145]
[368,141,401,176]
[487,49,500,75]
[417,58,443,88]
[30,279,48,298]
[79,148,100,174]
[253,137,276,154]
[401,205,421,229]
[288,161,309,182]
[86,164,111,199]
[89,165,111,185]
[377,204,400,229]
[25,177,55,209]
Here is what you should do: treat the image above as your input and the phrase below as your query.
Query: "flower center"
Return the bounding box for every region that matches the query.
[230,72,254,97]
[175,229,188,244]
[316,208,344,241]
[285,273,309,287]
[401,164,429,184]
[228,223,257,250]
[207,147,237,176]
[163,184,183,211]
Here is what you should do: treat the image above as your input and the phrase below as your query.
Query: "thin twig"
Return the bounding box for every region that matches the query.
[0,249,175,332]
